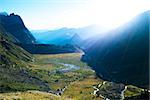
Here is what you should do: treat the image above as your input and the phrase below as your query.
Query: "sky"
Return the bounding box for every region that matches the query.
[0,0,150,30]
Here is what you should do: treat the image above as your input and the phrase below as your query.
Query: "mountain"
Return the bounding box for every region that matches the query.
[17,27,81,54]
[0,13,36,43]
[31,28,80,45]
[70,33,82,45]
[0,26,49,92]
[81,11,149,89]
[31,25,108,46]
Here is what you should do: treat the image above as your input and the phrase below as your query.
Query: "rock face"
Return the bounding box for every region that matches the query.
[0,13,36,43]
[82,11,149,89]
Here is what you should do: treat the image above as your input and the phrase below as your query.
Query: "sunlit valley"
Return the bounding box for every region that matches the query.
[0,0,149,100]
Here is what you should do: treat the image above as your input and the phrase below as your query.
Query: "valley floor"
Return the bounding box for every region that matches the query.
[0,53,143,100]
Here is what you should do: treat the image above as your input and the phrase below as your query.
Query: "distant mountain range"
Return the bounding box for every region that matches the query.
[31,28,81,45]
[31,25,108,46]
[81,11,150,89]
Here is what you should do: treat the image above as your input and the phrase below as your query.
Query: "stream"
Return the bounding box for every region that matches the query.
[48,62,80,75]
[48,63,80,95]
[58,63,80,73]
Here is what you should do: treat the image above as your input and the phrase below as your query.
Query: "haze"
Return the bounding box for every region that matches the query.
[0,0,149,30]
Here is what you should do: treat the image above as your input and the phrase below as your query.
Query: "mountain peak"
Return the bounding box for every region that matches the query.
[0,12,36,43]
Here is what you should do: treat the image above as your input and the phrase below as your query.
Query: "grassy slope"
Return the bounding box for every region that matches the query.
[0,29,50,92]
[124,85,144,97]
[0,91,60,100]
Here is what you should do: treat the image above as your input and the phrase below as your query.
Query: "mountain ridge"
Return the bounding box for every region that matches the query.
[0,13,36,44]
[81,11,150,89]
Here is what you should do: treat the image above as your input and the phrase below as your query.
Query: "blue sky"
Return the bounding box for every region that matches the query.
[0,0,150,30]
